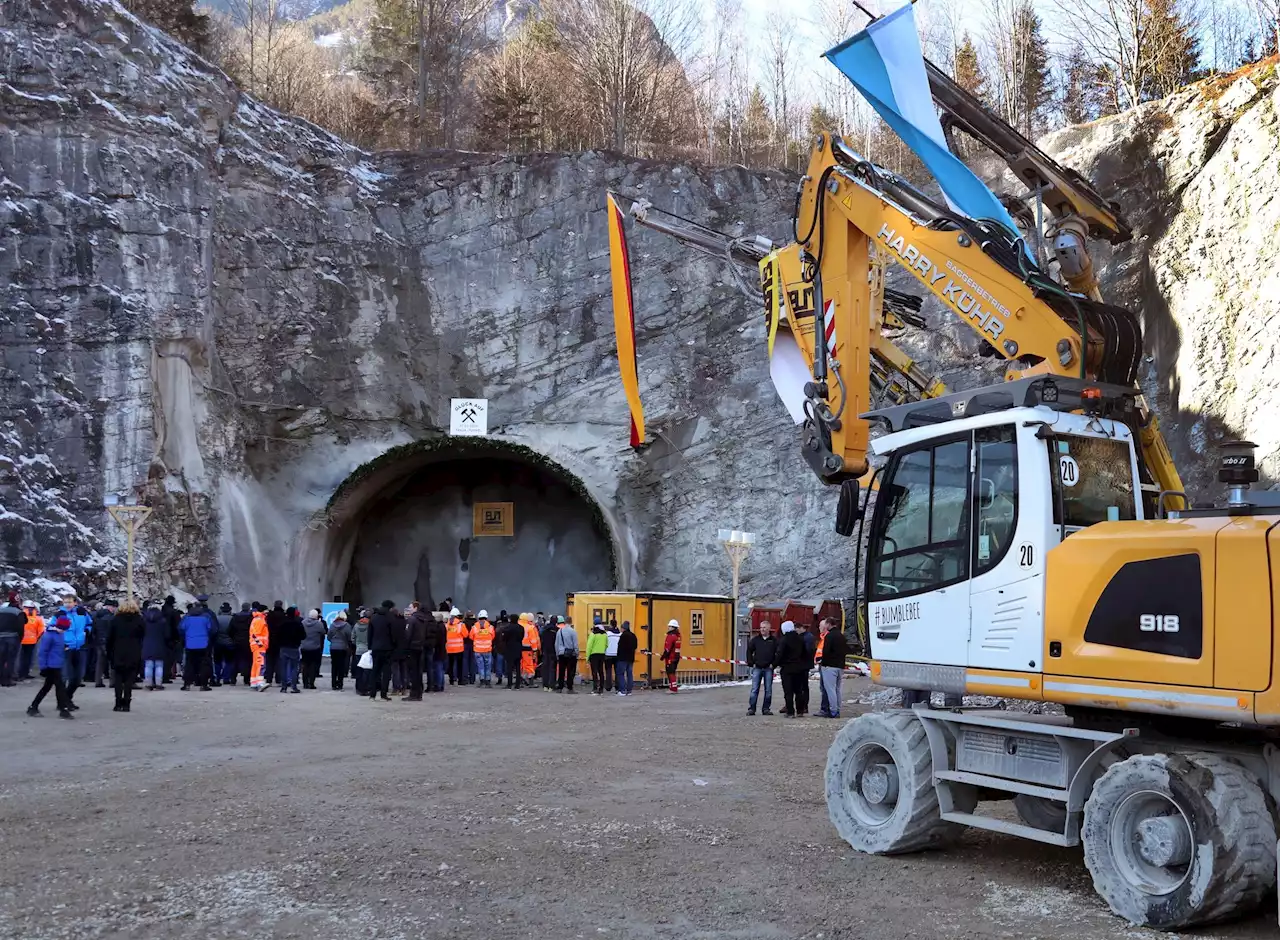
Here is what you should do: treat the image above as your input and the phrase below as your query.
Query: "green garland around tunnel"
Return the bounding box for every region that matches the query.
[327,436,619,587]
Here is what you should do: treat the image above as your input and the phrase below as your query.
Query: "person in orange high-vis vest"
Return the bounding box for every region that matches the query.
[471,611,496,687]
[249,607,269,689]
[520,613,540,682]
[19,602,45,680]
[445,608,468,685]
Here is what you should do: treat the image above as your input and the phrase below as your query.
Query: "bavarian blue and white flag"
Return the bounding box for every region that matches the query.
[823,3,1022,239]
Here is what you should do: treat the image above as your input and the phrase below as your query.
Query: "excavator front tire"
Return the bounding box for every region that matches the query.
[825,711,961,854]
[1082,752,1275,929]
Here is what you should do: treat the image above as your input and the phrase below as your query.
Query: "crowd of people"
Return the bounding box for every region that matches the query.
[744,617,847,718]
[1,589,851,721]
[353,602,648,700]
[0,592,663,716]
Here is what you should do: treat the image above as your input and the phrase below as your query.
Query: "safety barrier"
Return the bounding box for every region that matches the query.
[640,650,871,676]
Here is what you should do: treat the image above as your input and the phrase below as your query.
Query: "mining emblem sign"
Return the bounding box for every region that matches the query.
[474,502,513,537]
[450,398,488,437]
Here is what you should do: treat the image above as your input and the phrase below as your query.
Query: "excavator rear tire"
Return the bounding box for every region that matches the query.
[1082,751,1275,929]
[825,711,961,854]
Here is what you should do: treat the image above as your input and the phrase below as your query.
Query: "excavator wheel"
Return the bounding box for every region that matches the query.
[1083,752,1276,929]
[825,712,961,854]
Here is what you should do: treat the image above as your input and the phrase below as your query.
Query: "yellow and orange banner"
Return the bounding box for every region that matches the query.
[606,194,646,448]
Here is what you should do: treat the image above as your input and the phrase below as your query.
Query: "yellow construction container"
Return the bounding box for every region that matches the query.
[563,591,735,685]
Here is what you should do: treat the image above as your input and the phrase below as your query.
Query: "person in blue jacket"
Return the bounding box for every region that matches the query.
[58,593,92,710]
[27,613,73,718]
[179,595,217,691]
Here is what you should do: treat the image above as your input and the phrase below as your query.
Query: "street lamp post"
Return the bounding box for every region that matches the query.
[718,529,756,678]
[105,492,151,604]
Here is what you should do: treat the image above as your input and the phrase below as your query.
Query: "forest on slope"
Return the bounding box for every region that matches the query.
[123,0,1277,173]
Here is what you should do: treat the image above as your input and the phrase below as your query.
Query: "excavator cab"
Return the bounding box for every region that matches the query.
[858,378,1143,681]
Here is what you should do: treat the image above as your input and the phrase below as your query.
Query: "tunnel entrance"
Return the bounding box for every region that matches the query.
[329,441,617,615]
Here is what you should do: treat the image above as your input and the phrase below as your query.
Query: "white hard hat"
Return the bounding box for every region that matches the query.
[478,609,488,619]
[451,607,460,616]
[667,618,680,627]
[781,620,795,633]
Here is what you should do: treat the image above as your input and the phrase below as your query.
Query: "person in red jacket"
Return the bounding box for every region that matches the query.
[660,619,682,693]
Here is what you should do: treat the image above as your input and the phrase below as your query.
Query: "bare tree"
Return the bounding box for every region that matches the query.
[1206,0,1254,70]
[763,9,798,167]
[1249,0,1280,57]
[545,0,701,154]
[1053,0,1202,111]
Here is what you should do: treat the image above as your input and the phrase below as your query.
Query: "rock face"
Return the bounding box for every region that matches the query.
[1038,65,1280,493]
[2,0,1277,609]
[0,0,831,609]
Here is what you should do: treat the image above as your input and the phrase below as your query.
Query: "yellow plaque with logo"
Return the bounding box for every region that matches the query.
[474,502,513,537]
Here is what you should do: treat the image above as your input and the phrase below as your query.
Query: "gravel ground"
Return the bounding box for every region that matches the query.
[0,675,1272,940]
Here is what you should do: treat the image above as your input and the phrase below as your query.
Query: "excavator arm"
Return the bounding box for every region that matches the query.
[607,135,1184,510]
[780,134,1182,509]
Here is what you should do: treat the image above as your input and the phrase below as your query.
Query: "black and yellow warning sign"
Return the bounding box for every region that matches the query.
[473,502,514,537]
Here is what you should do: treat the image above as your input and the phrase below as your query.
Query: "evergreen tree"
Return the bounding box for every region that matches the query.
[1141,0,1201,100]
[954,32,985,101]
[1059,44,1104,125]
[806,103,841,138]
[1012,2,1051,136]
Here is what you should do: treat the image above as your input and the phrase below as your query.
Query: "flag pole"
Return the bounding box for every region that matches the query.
[849,0,918,24]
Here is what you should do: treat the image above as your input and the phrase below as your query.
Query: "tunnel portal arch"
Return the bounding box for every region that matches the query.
[299,437,624,614]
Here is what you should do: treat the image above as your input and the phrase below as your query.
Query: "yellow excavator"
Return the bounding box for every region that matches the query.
[608,52,1280,931]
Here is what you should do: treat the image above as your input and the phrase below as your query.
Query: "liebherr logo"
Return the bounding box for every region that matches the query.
[876,224,1009,342]
[1139,614,1180,633]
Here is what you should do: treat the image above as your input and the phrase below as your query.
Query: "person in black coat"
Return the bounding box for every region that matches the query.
[539,618,559,689]
[264,601,286,686]
[402,603,428,701]
[775,621,810,718]
[107,601,146,712]
[366,601,397,701]
[388,606,408,694]
[497,616,524,689]
[160,596,181,683]
[228,603,252,686]
[817,617,849,719]
[91,601,116,688]
[274,607,305,693]
[422,612,445,693]
[141,601,173,690]
[212,603,236,687]
[746,620,779,716]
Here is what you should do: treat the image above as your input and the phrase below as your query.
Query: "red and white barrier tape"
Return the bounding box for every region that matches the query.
[638,650,870,677]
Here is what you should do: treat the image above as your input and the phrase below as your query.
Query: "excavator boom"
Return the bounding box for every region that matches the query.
[606,131,1185,511]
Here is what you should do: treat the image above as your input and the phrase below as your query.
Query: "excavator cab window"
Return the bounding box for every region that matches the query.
[974,426,1018,574]
[868,436,971,599]
[1045,435,1136,530]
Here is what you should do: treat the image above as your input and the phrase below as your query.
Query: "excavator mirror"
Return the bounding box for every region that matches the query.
[835,479,863,537]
